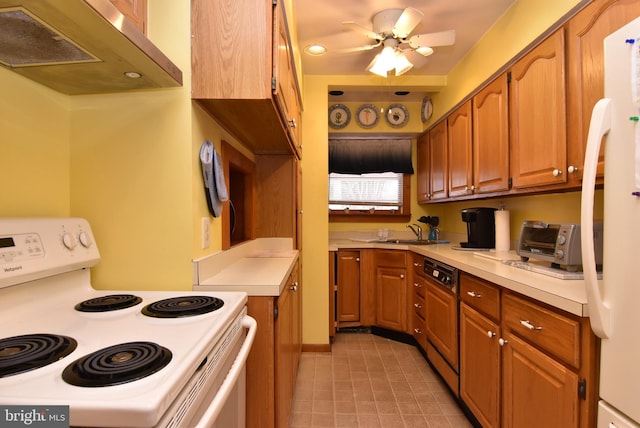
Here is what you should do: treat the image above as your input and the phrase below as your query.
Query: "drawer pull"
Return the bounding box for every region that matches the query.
[414,282,422,288]
[520,320,542,331]
[499,338,508,346]
[467,291,482,298]
[487,331,496,338]
[414,328,423,334]
[414,303,423,309]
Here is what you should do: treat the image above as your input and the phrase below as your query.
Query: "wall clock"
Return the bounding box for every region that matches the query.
[356,104,379,129]
[421,97,433,123]
[385,104,409,128]
[328,104,351,129]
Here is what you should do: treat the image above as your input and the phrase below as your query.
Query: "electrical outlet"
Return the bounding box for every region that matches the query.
[201,217,210,249]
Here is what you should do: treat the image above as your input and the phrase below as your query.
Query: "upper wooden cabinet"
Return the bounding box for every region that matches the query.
[509,29,567,190]
[191,0,302,157]
[428,121,449,201]
[109,0,146,34]
[448,101,473,198]
[416,134,430,203]
[566,0,640,187]
[473,74,510,194]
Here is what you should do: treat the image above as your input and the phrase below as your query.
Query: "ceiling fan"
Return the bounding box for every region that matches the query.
[341,7,455,77]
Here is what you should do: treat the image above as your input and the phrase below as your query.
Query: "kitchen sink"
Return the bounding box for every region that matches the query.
[375,239,449,245]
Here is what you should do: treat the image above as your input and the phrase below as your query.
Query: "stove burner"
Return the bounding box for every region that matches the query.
[0,334,77,378]
[141,296,224,318]
[75,294,142,312]
[62,341,172,387]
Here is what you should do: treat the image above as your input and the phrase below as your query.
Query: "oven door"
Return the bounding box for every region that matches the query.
[159,314,256,428]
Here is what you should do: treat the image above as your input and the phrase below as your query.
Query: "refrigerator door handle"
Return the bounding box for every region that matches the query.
[581,97,612,339]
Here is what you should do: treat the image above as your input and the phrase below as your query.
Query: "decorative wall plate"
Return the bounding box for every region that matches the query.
[356,104,379,129]
[328,104,351,129]
[421,97,433,123]
[385,104,409,128]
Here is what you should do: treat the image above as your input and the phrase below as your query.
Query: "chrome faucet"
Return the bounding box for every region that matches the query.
[407,224,423,241]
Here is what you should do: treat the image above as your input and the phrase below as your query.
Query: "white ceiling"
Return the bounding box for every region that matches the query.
[293,0,517,101]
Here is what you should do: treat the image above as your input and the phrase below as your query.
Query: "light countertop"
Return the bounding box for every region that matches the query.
[193,238,298,296]
[330,239,590,317]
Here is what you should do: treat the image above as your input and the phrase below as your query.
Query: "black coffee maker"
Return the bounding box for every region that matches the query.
[460,207,497,248]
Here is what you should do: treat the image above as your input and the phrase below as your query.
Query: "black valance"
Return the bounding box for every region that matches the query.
[329,138,414,174]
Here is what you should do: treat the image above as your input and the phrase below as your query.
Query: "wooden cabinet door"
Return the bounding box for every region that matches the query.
[502,331,580,428]
[291,266,302,371]
[375,267,407,331]
[424,280,458,370]
[460,304,501,428]
[448,101,474,198]
[416,133,430,203]
[337,251,360,324]
[510,29,567,189]
[473,74,510,194]
[109,0,147,33]
[429,121,448,201]
[566,0,640,187]
[275,285,293,428]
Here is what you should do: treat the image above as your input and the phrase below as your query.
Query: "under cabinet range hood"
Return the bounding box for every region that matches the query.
[0,0,182,94]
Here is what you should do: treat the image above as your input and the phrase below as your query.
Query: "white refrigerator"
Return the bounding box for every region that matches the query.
[582,16,640,428]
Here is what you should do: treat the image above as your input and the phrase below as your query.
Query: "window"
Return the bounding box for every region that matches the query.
[329,172,411,222]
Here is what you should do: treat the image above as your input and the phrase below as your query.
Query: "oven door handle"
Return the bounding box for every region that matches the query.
[192,315,257,428]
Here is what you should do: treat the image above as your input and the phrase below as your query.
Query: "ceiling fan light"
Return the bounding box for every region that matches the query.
[367,55,389,77]
[416,46,434,57]
[379,46,396,70]
[394,51,413,76]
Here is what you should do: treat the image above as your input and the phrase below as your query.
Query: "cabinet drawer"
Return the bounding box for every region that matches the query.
[376,250,406,267]
[413,274,427,298]
[413,293,425,317]
[412,310,426,350]
[503,293,581,368]
[460,272,500,321]
[411,253,424,273]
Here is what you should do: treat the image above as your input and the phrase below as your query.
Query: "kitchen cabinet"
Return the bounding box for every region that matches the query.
[458,272,598,428]
[427,120,448,201]
[410,253,427,351]
[191,0,302,157]
[566,0,640,188]
[472,73,510,194]
[375,250,408,332]
[509,29,568,190]
[336,250,361,326]
[109,0,146,34]
[245,262,301,428]
[447,100,474,198]
[416,133,430,203]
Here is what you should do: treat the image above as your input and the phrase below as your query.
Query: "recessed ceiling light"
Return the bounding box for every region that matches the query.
[124,71,142,79]
[304,44,327,56]
[329,90,344,96]
[395,91,410,96]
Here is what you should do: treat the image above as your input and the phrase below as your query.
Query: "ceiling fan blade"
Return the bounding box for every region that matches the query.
[408,30,456,48]
[392,7,424,39]
[336,42,382,54]
[402,49,429,68]
[342,21,382,41]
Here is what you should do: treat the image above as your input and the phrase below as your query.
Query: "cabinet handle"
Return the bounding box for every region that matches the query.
[356,257,360,262]
[400,274,405,279]
[520,320,542,331]
[487,331,496,338]
[288,118,297,128]
[568,165,579,173]
[467,291,482,298]
[499,338,508,346]
[413,262,421,267]
[414,303,423,309]
[414,282,422,288]
[414,328,423,334]
[552,168,563,176]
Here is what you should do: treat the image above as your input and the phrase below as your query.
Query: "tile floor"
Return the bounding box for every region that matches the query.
[289,332,474,428]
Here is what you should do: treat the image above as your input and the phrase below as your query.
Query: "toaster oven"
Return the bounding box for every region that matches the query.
[517,221,603,271]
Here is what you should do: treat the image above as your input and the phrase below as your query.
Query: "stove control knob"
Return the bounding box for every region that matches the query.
[62,232,78,250]
[78,231,93,248]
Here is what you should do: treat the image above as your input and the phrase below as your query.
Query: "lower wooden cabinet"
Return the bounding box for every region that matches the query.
[246,262,301,428]
[459,272,598,428]
[375,250,408,332]
[336,250,360,326]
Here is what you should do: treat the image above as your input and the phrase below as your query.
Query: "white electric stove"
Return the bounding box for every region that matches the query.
[0,218,255,428]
